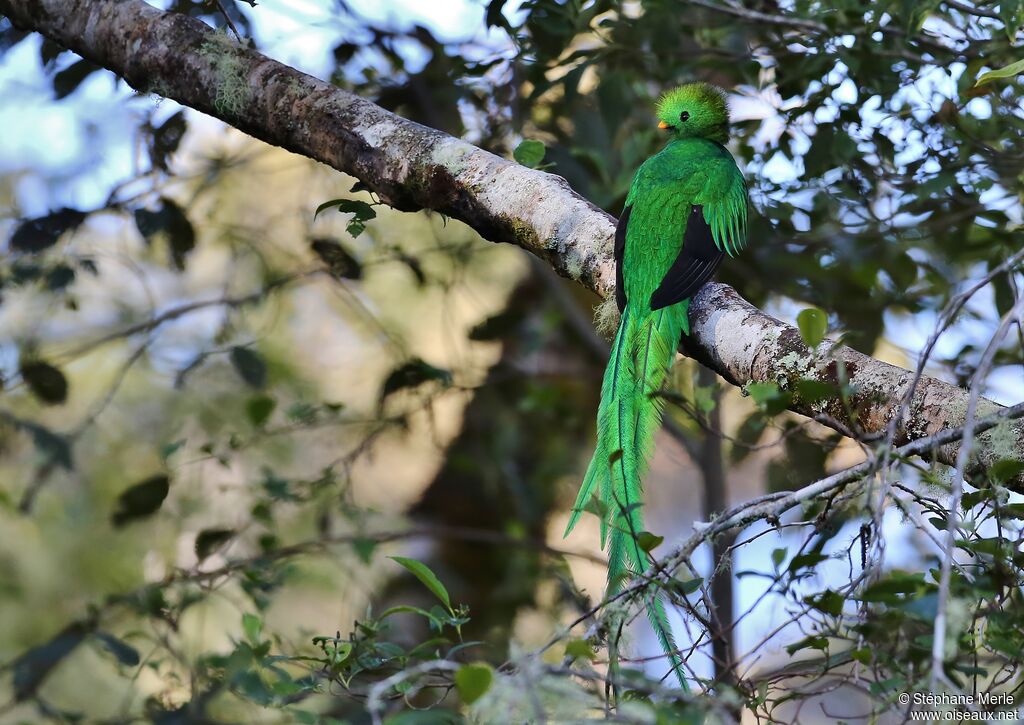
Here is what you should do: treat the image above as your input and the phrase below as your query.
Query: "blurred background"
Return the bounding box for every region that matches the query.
[0,0,1022,722]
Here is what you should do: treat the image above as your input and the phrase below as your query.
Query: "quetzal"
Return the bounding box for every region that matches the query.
[563,83,748,685]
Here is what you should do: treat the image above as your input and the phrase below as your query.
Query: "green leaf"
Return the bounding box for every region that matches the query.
[795,379,836,404]
[455,662,493,704]
[904,0,939,32]
[314,198,346,219]
[564,639,596,661]
[746,382,792,415]
[378,605,446,630]
[796,308,828,349]
[860,572,924,603]
[692,384,717,414]
[669,576,704,596]
[513,139,546,168]
[788,552,829,574]
[1000,0,1024,40]
[785,635,829,656]
[19,359,68,405]
[636,531,663,552]
[314,199,377,235]
[385,711,463,725]
[746,382,780,405]
[988,458,1024,484]
[976,59,1024,86]
[389,556,451,610]
[242,613,263,644]
[10,207,87,253]
[160,439,186,461]
[804,589,845,617]
[230,346,267,389]
[111,474,170,527]
[246,395,276,427]
[195,528,234,560]
[93,632,141,667]
[771,547,787,569]
[352,537,377,564]
[850,647,872,665]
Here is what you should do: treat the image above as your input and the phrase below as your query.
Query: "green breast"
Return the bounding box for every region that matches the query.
[622,139,732,306]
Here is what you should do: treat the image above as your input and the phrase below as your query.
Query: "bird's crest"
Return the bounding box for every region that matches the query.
[655,82,730,142]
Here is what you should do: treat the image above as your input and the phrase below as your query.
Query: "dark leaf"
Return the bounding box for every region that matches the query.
[149,110,188,170]
[397,252,426,286]
[39,39,64,67]
[134,199,195,270]
[12,621,92,701]
[10,207,87,253]
[311,238,362,280]
[230,346,267,389]
[467,309,522,341]
[195,528,235,560]
[45,264,76,291]
[19,359,68,405]
[111,474,170,527]
[246,395,276,427]
[485,0,513,33]
[93,632,141,667]
[53,58,100,99]
[379,358,452,408]
[23,421,73,469]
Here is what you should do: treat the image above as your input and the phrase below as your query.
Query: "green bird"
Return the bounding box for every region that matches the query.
[563,82,748,685]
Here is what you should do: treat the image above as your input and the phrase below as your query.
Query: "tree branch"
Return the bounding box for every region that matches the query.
[4,0,1021,482]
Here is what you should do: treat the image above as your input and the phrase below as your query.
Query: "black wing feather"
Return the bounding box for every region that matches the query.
[614,205,631,313]
[649,204,724,311]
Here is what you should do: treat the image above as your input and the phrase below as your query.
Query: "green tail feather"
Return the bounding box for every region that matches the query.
[565,302,688,690]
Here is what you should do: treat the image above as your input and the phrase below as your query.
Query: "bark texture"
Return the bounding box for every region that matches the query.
[4,0,1021,480]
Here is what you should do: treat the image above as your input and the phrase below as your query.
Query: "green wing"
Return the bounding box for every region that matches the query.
[695,154,747,258]
[647,152,747,310]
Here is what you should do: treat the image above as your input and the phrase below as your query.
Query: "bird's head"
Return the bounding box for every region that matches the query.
[655,82,729,143]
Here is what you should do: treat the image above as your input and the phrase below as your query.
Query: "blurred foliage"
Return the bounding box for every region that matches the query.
[1,0,1023,722]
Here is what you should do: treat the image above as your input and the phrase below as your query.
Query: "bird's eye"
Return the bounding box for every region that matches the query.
[680,111,690,122]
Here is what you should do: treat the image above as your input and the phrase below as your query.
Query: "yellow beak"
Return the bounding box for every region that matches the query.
[658,121,670,129]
